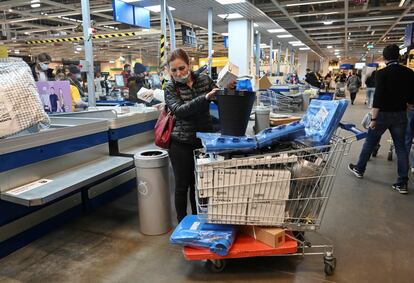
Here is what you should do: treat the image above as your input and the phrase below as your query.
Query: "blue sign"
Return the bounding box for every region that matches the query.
[134,6,150,29]
[112,0,150,28]
[224,36,228,48]
[113,0,134,25]
[340,64,354,70]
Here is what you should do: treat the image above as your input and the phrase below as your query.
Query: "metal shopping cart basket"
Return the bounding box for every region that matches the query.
[185,123,366,274]
[259,89,302,112]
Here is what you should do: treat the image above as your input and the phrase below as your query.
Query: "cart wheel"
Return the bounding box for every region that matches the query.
[387,151,393,161]
[205,259,226,273]
[324,257,337,276]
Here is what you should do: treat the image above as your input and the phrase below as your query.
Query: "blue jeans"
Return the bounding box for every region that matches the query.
[366,88,375,108]
[356,112,408,183]
[405,109,414,167]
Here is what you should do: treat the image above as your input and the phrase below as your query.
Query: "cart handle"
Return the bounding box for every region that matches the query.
[339,122,367,140]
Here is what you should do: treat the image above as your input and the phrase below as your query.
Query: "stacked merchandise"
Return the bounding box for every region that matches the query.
[194,99,349,227]
[259,84,303,113]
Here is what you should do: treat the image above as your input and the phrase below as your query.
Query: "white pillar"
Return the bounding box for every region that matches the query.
[277,44,281,75]
[81,0,95,107]
[297,51,308,80]
[208,7,213,76]
[269,39,273,76]
[228,20,254,76]
[255,32,261,77]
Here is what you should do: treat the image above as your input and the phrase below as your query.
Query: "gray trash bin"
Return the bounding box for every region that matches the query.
[254,105,270,134]
[134,149,171,235]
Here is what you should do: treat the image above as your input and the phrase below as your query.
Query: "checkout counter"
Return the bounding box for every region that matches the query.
[0,106,159,257]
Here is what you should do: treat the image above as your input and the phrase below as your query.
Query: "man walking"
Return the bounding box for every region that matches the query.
[348,44,414,194]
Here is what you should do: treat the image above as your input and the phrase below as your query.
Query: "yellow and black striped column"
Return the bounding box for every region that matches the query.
[160,34,166,90]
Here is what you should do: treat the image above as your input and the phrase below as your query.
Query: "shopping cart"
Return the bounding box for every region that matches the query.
[259,90,303,113]
[335,82,346,98]
[184,123,365,275]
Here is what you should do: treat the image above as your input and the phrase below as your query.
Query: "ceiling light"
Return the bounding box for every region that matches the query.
[299,47,311,50]
[8,9,12,12]
[399,0,406,7]
[353,16,395,22]
[260,43,269,48]
[289,41,305,46]
[334,49,340,52]
[215,0,246,4]
[293,11,339,17]
[144,5,176,13]
[31,0,40,3]
[277,34,293,38]
[267,28,285,33]
[31,3,41,8]
[221,32,229,36]
[109,60,115,64]
[14,50,20,54]
[217,13,243,19]
[323,21,333,25]
[254,23,259,27]
[371,30,375,35]
[286,0,338,7]
[327,45,333,49]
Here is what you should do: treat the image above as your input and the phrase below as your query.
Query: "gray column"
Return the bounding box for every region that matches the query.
[160,0,167,57]
[269,39,273,76]
[81,0,95,107]
[166,6,176,50]
[285,47,289,73]
[277,44,281,75]
[255,32,261,76]
[208,7,213,76]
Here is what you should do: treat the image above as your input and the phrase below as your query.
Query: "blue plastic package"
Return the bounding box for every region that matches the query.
[236,79,253,91]
[256,121,305,148]
[299,99,348,145]
[170,215,236,256]
[197,132,257,153]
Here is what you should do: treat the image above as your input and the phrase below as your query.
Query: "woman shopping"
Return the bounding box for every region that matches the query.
[347,70,361,105]
[164,48,220,223]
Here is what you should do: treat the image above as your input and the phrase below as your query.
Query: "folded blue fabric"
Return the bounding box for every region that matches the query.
[170,215,236,256]
[196,132,257,153]
[256,121,305,148]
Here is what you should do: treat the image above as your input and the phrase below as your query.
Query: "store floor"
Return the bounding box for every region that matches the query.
[1,93,414,283]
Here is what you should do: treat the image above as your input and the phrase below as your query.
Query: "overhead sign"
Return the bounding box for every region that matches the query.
[181,25,197,47]
[112,0,150,28]
[224,36,228,48]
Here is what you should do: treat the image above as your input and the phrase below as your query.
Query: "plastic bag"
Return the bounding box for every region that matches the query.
[0,58,50,138]
[170,215,236,256]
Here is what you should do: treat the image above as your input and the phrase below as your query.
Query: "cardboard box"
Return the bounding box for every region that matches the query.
[247,200,286,225]
[250,169,291,200]
[217,62,239,87]
[197,165,214,198]
[213,169,252,199]
[258,75,272,90]
[208,197,247,224]
[240,226,285,248]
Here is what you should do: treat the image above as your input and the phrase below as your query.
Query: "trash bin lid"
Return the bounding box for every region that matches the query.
[255,105,270,114]
[134,149,169,168]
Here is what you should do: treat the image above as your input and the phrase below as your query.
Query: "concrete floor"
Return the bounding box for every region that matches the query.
[1,93,414,283]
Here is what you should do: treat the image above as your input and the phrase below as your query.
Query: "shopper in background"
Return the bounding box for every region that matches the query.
[67,64,85,98]
[305,68,321,88]
[365,68,377,108]
[347,70,361,105]
[31,53,54,82]
[165,48,220,223]
[94,71,104,99]
[349,44,414,194]
[121,64,131,87]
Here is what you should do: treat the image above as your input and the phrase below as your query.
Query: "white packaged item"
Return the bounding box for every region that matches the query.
[208,197,248,224]
[0,58,50,138]
[217,62,239,88]
[247,200,286,225]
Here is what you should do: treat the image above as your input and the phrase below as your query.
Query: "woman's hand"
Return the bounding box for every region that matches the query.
[205,88,219,101]
[369,120,377,129]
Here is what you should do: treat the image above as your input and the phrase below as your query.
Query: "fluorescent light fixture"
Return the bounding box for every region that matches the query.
[109,60,115,64]
[289,41,305,46]
[267,28,286,33]
[217,13,243,19]
[31,0,40,3]
[8,9,12,12]
[14,50,20,54]
[293,11,339,17]
[277,34,293,38]
[221,32,229,36]
[327,45,333,49]
[286,0,338,7]
[31,3,41,8]
[334,49,340,52]
[299,47,311,50]
[144,5,176,13]
[371,30,375,35]
[272,49,279,52]
[254,23,259,27]
[215,0,246,4]
[400,0,406,7]
[353,16,395,22]
[323,21,333,25]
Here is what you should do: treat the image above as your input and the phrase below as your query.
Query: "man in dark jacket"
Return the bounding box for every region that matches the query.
[349,44,414,194]
[305,68,321,88]
[365,69,377,108]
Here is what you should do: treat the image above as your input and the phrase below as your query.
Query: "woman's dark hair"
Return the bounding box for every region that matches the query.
[37,53,51,62]
[383,44,400,61]
[167,48,190,66]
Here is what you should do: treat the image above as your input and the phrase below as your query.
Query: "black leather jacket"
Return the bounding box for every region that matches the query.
[164,72,214,144]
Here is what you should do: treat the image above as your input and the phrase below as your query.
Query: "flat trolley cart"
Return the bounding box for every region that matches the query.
[184,123,366,275]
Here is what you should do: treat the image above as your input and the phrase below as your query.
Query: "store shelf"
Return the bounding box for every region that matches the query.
[0,156,133,206]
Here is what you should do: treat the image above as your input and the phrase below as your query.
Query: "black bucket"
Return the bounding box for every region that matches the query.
[216,89,256,136]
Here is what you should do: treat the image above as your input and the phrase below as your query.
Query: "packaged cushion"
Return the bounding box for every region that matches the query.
[0,58,50,138]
